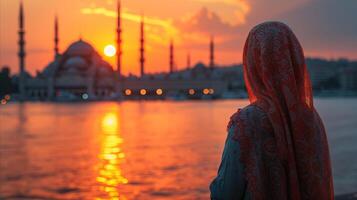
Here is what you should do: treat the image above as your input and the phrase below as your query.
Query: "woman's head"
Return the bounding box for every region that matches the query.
[243,22,313,108]
[238,22,334,200]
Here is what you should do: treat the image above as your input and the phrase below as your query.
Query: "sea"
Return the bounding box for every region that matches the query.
[0,98,356,199]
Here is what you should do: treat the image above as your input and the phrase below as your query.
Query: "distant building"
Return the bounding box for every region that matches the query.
[119,63,245,100]
[18,1,26,100]
[25,47,244,100]
[306,58,341,89]
[209,36,215,69]
[16,1,245,101]
[139,15,145,77]
[9,1,357,101]
[0,66,13,97]
[26,39,116,100]
[340,67,357,91]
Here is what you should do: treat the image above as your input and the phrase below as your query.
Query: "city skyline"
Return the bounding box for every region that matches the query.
[0,0,356,76]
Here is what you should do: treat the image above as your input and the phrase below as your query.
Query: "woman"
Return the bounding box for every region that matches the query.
[210,22,334,200]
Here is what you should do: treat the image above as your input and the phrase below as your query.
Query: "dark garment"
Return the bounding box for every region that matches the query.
[210,125,250,200]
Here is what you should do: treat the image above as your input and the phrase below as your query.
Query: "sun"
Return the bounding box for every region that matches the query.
[104,44,116,57]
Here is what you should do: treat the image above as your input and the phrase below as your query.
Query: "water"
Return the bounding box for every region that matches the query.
[0,99,356,199]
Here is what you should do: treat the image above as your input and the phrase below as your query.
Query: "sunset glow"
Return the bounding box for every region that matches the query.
[0,0,356,198]
[101,113,119,132]
[98,112,128,199]
[0,0,356,76]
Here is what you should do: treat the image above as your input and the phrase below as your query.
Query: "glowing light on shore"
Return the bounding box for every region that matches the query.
[156,89,163,95]
[209,88,214,94]
[189,89,195,95]
[203,88,210,95]
[4,95,11,100]
[104,45,116,57]
[140,89,147,95]
[82,93,89,100]
[125,89,132,96]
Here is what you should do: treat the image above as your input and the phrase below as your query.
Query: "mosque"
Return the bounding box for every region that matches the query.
[17,1,240,101]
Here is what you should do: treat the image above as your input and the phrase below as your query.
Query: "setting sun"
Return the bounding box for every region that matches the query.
[104,45,116,57]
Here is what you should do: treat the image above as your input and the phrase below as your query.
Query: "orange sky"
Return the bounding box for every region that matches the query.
[0,0,356,76]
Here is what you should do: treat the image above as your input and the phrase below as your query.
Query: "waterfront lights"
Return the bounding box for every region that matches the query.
[156,89,163,95]
[209,88,215,95]
[203,88,210,95]
[140,89,147,95]
[189,89,195,95]
[125,89,132,96]
[82,93,89,100]
[1,94,10,105]
[4,95,11,101]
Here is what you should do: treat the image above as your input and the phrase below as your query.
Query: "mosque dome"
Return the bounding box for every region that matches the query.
[42,60,59,77]
[65,39,95,56]
[63,56,88,70]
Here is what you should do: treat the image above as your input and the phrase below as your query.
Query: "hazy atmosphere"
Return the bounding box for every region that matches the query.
[1,0,356,75]
[1,1,357,199]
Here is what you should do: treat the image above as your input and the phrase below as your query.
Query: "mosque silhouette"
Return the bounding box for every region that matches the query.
[16,1,245,101]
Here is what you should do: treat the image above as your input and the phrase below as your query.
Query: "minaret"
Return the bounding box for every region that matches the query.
[209,36,215,69]
[187,53,191,69]
[169,40,174,73]
[116,0,122,79]
[18,1,26,99]
[54,15,59,59]
[139,15,145,77]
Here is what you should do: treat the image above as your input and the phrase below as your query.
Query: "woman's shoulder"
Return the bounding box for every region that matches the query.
[242,104,266,116]
[231,104,267,121]
[228,104,271,131]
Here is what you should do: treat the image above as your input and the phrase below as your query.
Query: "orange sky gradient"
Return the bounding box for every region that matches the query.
[0,0,356,76]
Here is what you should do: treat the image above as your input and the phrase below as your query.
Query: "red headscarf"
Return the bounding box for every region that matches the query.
[232,22,334,199]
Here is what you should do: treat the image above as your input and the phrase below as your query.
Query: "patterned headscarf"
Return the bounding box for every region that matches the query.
[232,22,334,200]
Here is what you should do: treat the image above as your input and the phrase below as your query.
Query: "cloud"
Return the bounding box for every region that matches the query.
[80,6,176,33]
[176,7,238,36]
[80,6,179,46]
[80,5,244,47]
[191,0,251,25]
[80,0,251,48]
[275,0,357,51]
[80,0,357,58]
[174,7,246,48]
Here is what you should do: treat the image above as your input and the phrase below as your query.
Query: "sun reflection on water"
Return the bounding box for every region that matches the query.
[97,112,128,200]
